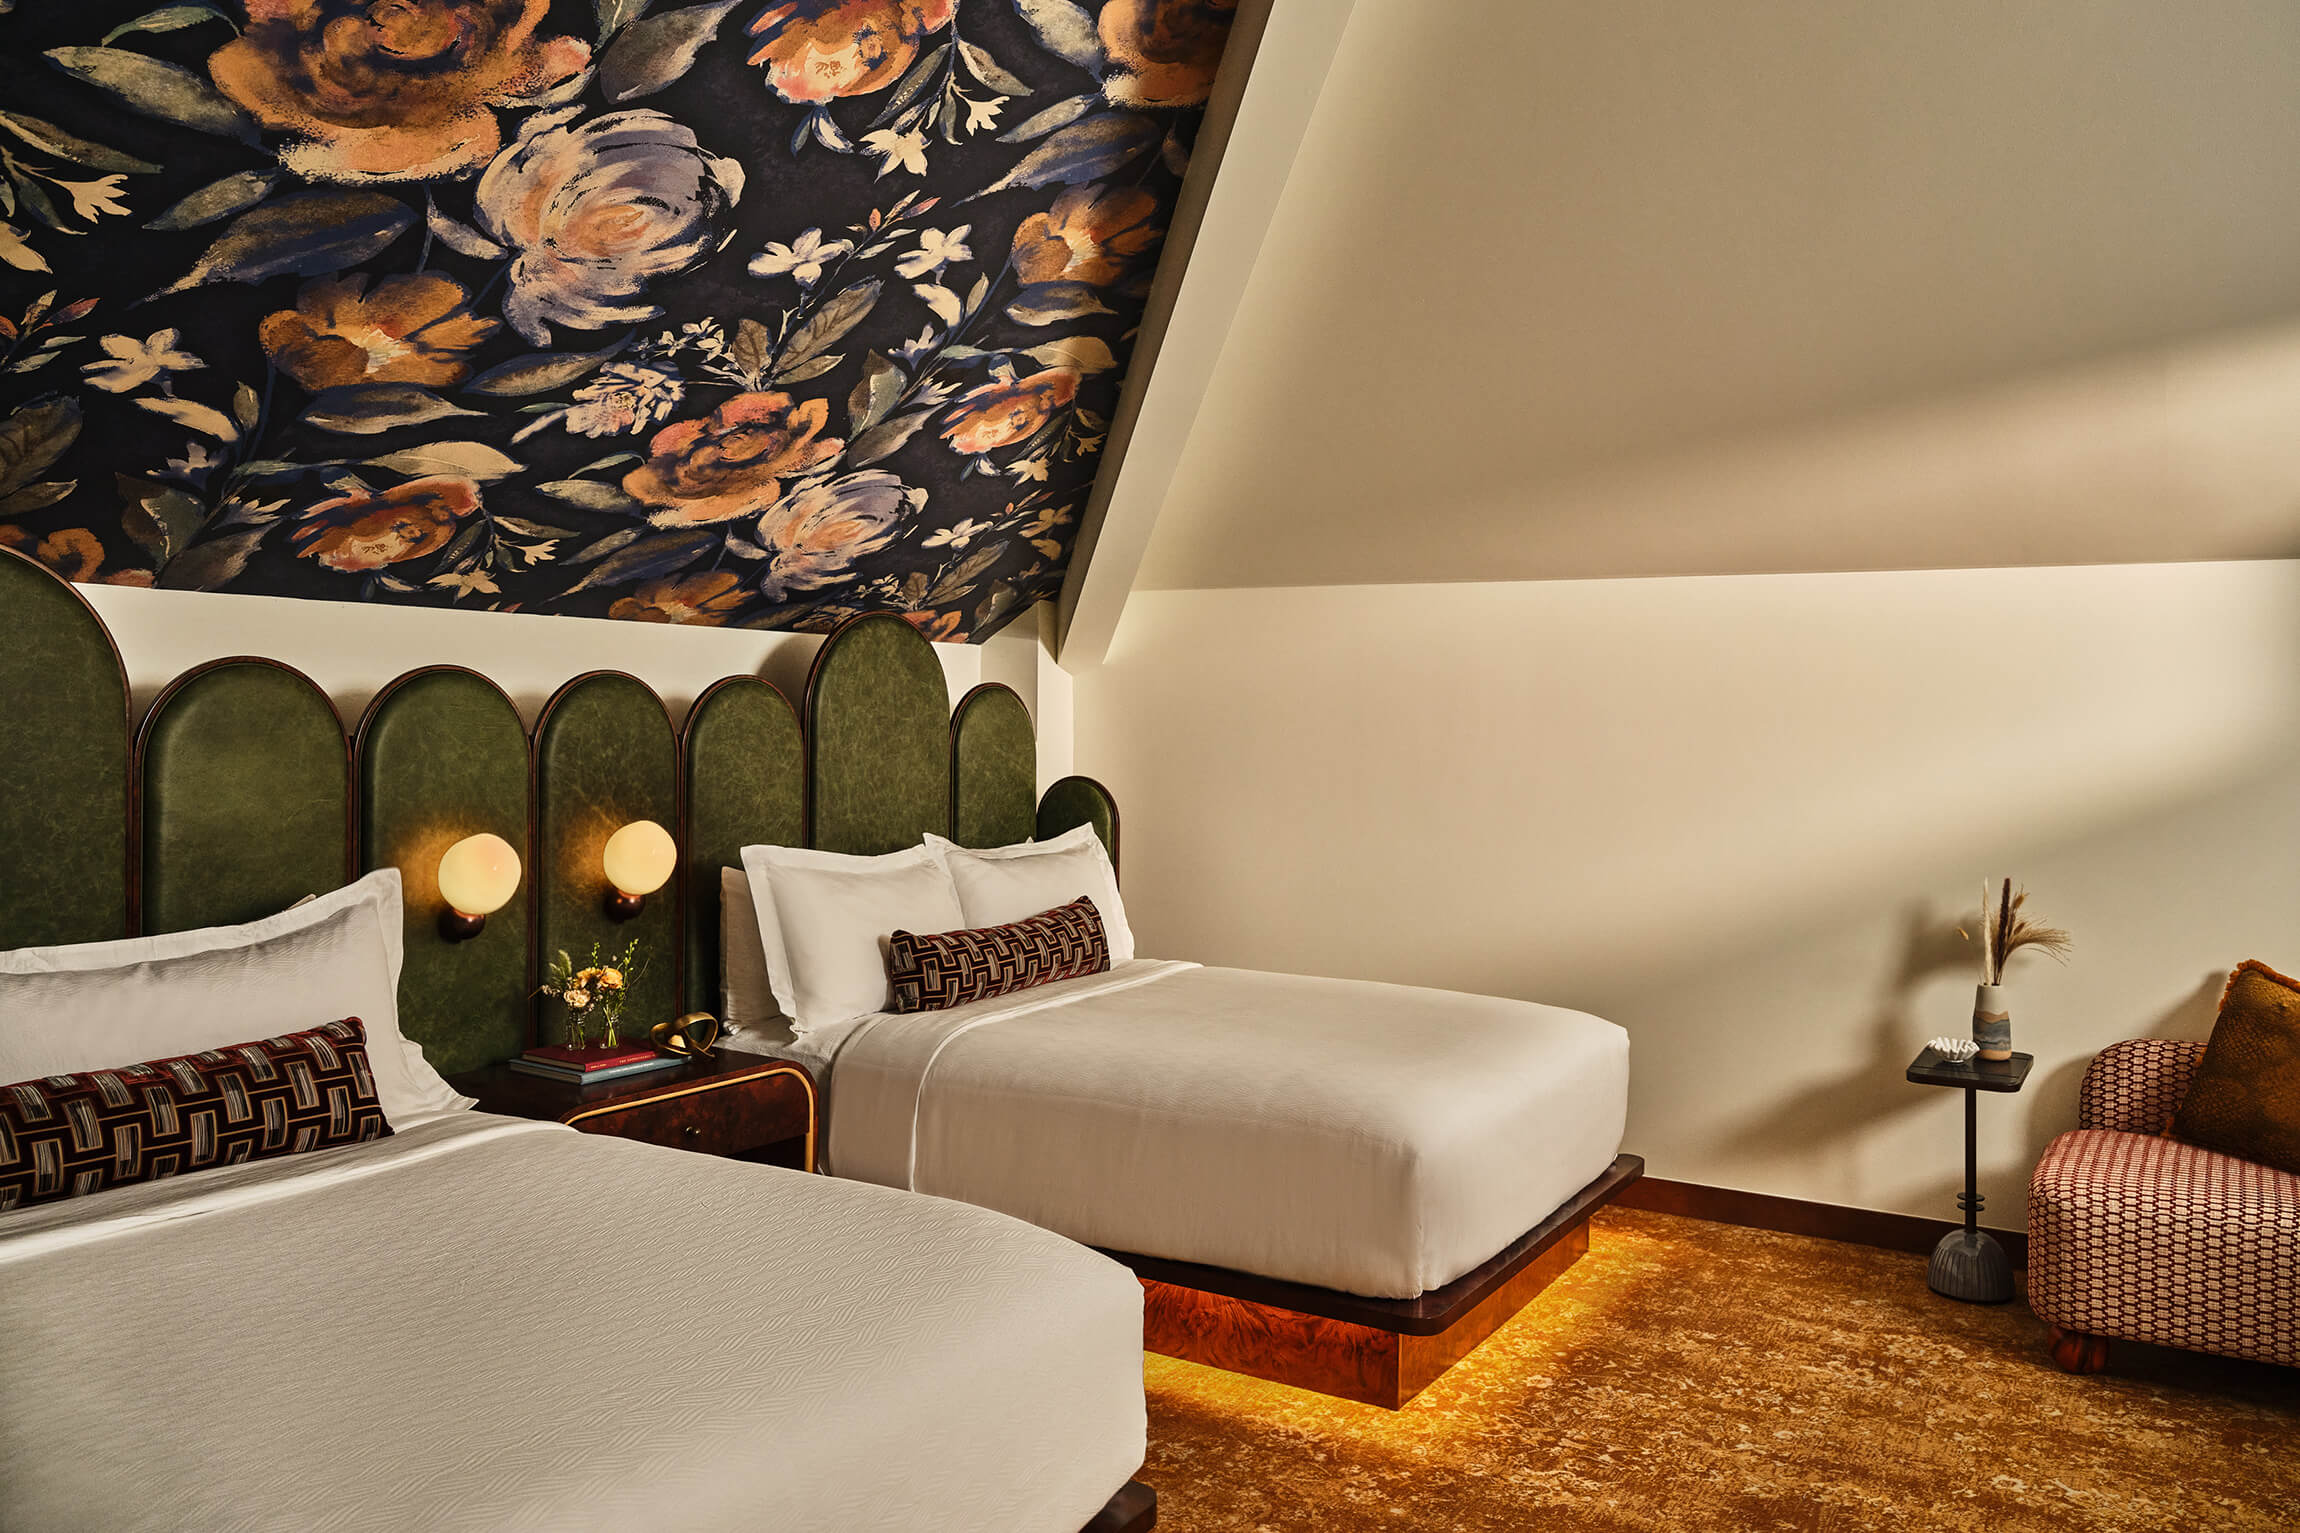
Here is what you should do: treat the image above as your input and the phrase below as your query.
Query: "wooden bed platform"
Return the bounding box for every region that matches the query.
[1106,1154,1643,1409]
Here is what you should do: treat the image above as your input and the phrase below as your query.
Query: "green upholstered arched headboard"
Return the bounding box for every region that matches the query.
[0,557,1114,1070]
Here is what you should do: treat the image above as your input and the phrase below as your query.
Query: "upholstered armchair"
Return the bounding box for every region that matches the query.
[2027,1039,2299,1372]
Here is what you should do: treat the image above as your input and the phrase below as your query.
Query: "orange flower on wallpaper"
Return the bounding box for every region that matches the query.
[290,476,481,571]
[259,274,498,391]
[608,570,747,624]
[753,470,909,598]
[210,0,590,182]
[1010,184,1161,287]
[0,526,148,584]
[623,392,844,528]
[1099,0,1236,109]
[903,609,966,642]
[939,368,1080,456]
[747,0,956,104]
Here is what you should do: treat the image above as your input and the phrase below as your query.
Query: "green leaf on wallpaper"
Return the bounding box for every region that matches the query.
[144,169,277,232]
[594,0,653,39]
[846,409,931,467]
[927,544,1002,603]
[0,479,76,516]
[772,352,841,384]
[568,527,643,564]
[303,383,479,434]
[1005,282,1112,325]
[493,515,581,540]
[116,473,202,560]
[158,527,265,590]
[959,41,1033,96]
[598,0,742,103]
[869,43,951,129]
[464,342,626,397]
[562,528,718,593]
[848,350,903,431]
[162,191,416,295]
[0,112,159,175]
[13,179,71,234]
[101,4,233,46]
[0,397,81,498]
[998,93,1097,144]
[774,279,879,380]
[1012,0,1104,72]
[366,440,522,481]
[537,479,642,513]
[727,317,773,382]
[972,113,1159,198]
[1023,334,1116,373]
[43,48,254,140]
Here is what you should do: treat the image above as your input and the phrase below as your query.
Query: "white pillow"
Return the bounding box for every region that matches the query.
[0,869,470,1128]
[925,826,1134,963]
[717,867,795,1052]
[737,843,966,1034]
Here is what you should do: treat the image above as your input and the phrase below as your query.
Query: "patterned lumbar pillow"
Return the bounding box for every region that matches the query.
[2169,961,2300,1175]
[886,898,1111,1014]
[0,1019,390,1211]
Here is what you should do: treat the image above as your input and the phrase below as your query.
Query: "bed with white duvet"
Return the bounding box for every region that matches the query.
[728,831,1632,1302]
[0,872,1146,1533]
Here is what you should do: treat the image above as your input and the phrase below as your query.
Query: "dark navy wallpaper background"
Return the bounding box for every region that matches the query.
[0,0,1236,639]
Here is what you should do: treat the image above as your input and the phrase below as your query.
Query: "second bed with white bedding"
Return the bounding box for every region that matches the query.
[820,961,1631,1299]
[0,1113,1145,1533]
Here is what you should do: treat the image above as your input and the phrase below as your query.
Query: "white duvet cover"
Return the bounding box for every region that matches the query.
[824,961,1631,1298]
[0,1114,1144,1533]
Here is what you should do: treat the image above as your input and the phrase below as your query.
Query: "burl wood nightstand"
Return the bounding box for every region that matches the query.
[448,1049,816,1172]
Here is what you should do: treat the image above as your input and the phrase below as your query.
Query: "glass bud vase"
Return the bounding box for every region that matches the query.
[1972,982,2011,1062]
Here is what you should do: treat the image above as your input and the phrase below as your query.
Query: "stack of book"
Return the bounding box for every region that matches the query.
[509,1043,685,1085]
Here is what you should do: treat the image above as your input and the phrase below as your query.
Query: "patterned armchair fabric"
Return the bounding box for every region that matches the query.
[2076,1038,2205,1135]
[2029,1038,2298,1369]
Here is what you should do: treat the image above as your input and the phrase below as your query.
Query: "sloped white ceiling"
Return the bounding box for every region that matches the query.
[1136,0,2300,590]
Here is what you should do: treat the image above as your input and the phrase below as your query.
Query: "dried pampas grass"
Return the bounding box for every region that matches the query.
[1961,877,2072,985]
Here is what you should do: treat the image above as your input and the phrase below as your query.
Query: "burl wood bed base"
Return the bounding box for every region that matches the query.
[1106,1154,1644,1410]
[1083,1480,1157,1531]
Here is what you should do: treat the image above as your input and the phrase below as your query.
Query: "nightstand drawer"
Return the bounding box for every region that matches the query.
[568,1069,812,1161]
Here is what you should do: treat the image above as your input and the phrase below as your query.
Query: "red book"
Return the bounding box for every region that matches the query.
[521,1043,661,1072]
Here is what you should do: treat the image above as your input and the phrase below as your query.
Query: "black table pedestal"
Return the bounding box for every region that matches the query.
[1906,1047,2032,1304]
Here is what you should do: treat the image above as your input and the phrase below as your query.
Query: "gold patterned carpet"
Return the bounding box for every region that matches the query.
[1141,1209,2300,1531]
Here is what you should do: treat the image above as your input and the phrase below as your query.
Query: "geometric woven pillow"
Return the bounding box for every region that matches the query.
[0,1018,390,1212]
[2170,961,2300,1176]
[886,897,1111,1015]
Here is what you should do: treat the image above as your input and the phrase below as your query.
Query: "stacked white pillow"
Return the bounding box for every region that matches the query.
[0,869,471,1128]
[731,825,1134,1038]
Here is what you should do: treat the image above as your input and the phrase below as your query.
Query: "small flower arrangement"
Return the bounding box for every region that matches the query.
[542,938,646,1049]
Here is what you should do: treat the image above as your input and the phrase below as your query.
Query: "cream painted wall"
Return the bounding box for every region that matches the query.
[1136,0,2300,591]
[80,585,1069,755]
[1073,562,2300,1226]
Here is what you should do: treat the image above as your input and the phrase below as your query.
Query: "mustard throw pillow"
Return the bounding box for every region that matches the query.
[2170,960,2300,1175]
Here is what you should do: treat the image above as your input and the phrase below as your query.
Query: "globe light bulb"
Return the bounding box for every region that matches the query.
[437,832,520,940]
[603,820,676,920]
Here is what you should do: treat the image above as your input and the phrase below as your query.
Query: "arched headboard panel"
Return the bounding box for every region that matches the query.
[1037,775,1121,878]
[138,658,350,934]
[950,683,1036,850]
[357,667,533,1073]
[683,676,802,1004]
[806,613,950,855]
[0,547,130,947]
[535,672,681,1034]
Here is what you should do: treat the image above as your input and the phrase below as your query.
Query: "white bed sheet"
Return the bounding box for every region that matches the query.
[823,961,1631,1298]
[0,1113,1145,1533]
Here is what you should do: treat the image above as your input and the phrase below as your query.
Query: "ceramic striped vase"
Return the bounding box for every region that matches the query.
[1972,983,2012,1061]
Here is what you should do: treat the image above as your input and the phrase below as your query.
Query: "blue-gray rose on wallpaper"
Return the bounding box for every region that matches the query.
[0,0,1235,639]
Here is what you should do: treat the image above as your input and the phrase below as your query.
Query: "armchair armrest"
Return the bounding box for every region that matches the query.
[2076,1038,2208,1134]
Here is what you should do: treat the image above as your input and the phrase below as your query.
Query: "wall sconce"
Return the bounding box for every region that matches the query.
[437,832,521,941]
[602,819,676,921]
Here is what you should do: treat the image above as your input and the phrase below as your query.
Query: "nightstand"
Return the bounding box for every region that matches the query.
[449,1049,816,1172]
[1906,1045,2033,1304]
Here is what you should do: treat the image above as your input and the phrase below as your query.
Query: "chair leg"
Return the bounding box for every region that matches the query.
[2048,1325,2109,1374]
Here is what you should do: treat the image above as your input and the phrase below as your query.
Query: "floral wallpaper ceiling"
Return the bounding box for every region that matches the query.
[0,0,1237,640]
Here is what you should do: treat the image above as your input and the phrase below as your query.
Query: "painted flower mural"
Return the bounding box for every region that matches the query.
[0,0,1239,639]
